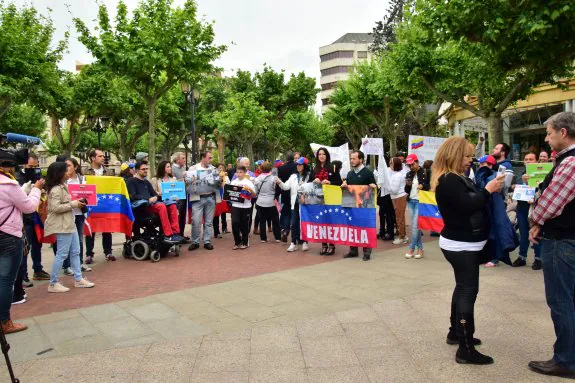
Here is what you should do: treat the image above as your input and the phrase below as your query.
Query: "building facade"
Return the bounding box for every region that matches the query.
[319,33,374,112]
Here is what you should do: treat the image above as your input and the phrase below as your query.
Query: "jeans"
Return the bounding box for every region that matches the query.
[51,232,82,284]
[177,197,188,236]
[64,215,85,269]
[407,199,423,251]
[378,194,395,239]
[231,207,251,246]
[442,248,481,337]
[23,224,43,275]
[258,206,281,241]
[148,203,180,236]
[0,232,23,321]
[517,203,541,260]
[290,204,304,245]
[541,239,575,370]
[191,195,216,245]
[85,232,112,257]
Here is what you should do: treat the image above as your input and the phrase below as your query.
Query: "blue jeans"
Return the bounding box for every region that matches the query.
[516,203,541,260]
[407,199,423,251]
[51,232,82,284]
[541,239,575,370]
[0,232,23,321]
[191,195,216,245]
[23,223,43,274]
[63,215,85,269]
[290,204,303,245]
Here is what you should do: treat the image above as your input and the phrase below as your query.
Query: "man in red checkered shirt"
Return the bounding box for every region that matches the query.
[528,111,575,379]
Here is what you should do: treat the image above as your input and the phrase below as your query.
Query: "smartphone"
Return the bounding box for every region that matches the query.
[79,198,88,205]
[497,165,506,177]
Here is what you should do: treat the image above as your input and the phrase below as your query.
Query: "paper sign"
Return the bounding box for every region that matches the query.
[360,137,384,155]
[526,163,553,187]
[161,181,186,201]
[408,135,448,163]
[223,184,245,203]
[512,185,536,202]
[310,142,350,179]
[68,184,97,206]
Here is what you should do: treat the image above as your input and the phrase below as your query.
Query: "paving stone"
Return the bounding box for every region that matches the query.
[249,369,309,383]
[300,336,360,368]
[94,316,153,342]
[147,336,203,356]
[191,371,249,383]
[224,301,283,323]
[306,366,370,383]
[296,314,345,338]
[79,303,131,323]
[33,309,80,325]
[251,325,300,353]
[126,302,179,322]
[250,352,306,371]
[335,306,379,324]
[146,316,212,339]
[194,350,250,372]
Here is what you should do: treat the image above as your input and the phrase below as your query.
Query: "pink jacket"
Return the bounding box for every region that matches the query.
[0,174,41,238]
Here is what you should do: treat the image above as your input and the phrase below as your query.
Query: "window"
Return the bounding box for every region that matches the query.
[321,82,339,91]
[357,51,368,59]
[320,66,352,77]
[320,51,354,62]
[322,98,331,106]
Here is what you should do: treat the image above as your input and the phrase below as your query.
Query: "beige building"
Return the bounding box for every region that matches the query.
[319,33,374,112]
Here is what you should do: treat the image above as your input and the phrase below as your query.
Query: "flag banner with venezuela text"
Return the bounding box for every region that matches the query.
[300,204,378,248]
[418,191,444,233]
[84,176,134,236]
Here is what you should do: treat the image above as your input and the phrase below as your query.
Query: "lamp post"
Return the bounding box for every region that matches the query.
[263,126,268,161]
[181,82,201,165]
[90,117,110,150]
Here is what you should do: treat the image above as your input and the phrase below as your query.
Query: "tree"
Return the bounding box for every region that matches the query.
[391,0,575,149]
[370,0,408,53]
[0,103,46,138]
[74,0,226,171]
[0,1,65,118]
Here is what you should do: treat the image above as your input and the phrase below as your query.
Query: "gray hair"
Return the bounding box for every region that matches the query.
[171,152,184,162]
[545,112,575,138]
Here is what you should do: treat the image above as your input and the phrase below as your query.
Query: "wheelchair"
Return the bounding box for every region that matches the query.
[122,204,180,262]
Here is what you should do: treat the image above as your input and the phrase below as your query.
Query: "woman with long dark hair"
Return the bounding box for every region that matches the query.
[44,162,94,293]
[432,136,503,365]
[151,160,176,199]
[312,147,342,255]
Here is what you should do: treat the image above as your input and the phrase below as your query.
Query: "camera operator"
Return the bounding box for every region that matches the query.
[0,152,44,334]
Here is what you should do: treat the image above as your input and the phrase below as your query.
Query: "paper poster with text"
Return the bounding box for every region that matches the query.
[408,135,447,163]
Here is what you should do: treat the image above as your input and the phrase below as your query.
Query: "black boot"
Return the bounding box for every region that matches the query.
[455,313,493,365]
[446,303,481,345]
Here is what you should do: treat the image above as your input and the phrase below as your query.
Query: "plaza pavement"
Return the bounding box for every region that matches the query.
[1,232,564,383]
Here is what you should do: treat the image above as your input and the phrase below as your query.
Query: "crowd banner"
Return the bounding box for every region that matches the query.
[408,135,448,163]
[360,137,384,155]
[418,191,444,232]
[301,184,377,248]
[68,184,98,206]
[310,142,350,179]
[359,137,391,197]
[161,181,186,201]
[526,163,553,187]
[223,184,245,203]
[84,176,135,236]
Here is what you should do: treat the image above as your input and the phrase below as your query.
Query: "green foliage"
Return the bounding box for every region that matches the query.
[0,103,46,138]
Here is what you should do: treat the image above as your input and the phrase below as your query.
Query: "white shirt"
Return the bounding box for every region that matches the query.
[92,166,104,176]
[439,236,487,252]
[409,174,419,200]
[230,178,254,209]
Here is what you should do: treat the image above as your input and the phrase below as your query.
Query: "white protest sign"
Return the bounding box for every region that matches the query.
[359,137,384,155]
[310,142,350,179]
[408,135,448,163]
[512,185,536,202]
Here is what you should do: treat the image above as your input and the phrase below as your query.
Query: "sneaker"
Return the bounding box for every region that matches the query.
[81,264,92,272]
[392,238,406,245]
[287,243,297,252]
[414,249,424,259]
[180,236,191,244]
[188,243,200,251]
[484,262,497,268]
[163,236,178,244]
[170,234,183,243]
[402,237,408,244]
[1,320,28,334]
[12,293,26,305]
[23,277,34,288]
[86,256,94,265]
[532,259,542,270]
[105,254,116,261]
[204,243,214,250]
[239,245,247,250]
[302,243,309,252]
[261,240,268,243]
[405,250,414,259]
[281,232,288,243]
[75,278,95,288]
[512,258,526,267]
[383,235,393,241]
[48,282,70,293]
[33,270,51,280]
[63,267,73,276]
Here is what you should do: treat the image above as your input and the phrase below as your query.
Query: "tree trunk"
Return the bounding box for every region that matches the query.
[217,136,225,165]
[147,98,157,175]
[487,113,503,152]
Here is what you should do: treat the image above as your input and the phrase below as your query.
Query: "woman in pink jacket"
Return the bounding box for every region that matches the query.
[0,156,43,334]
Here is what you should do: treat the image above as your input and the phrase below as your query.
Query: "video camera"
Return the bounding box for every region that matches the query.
[0,133,42,178]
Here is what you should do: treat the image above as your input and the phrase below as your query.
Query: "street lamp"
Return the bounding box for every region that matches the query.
[90,116,110,150]
[263,126,268,161]
[181,81,201,164]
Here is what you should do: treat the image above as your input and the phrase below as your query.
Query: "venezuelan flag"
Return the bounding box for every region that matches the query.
[411,138,424,150]
[84,176,134,236]
[418,191,444,233]
[32,212,55,244]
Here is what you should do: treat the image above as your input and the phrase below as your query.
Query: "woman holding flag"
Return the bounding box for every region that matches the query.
[432,136,503,365]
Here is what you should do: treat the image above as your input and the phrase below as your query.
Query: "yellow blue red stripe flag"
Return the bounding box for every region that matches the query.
[84,176,134,236]
[418,191,444,233]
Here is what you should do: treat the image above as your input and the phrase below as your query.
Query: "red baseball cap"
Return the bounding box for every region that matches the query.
[405,154,419,165]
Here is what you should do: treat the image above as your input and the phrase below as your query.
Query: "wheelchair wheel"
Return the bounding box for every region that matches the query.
[131,240,150,261]
[150,250,161,262]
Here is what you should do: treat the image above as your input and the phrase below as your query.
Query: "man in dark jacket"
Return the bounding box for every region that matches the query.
[342,150,377,261]
[277,151,297,242]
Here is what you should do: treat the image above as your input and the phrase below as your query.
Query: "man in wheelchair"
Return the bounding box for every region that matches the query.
[126,162,182,244]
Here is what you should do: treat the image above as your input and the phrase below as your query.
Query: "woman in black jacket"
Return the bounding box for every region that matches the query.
[432,136,504,365]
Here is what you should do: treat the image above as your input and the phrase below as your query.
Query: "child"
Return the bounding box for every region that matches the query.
[213,163,231,238]
[230,166,256,249]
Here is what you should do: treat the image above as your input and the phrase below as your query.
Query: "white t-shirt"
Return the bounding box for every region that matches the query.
[409,174,419,200]
[230,178,254,209]
[439,236,487,252]
[92,166,104,176]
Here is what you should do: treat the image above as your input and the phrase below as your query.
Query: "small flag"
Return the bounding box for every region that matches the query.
[411,138,424,150]
[418,191,444,233]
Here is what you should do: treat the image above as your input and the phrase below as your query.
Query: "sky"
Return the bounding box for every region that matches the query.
[13,0,390,108]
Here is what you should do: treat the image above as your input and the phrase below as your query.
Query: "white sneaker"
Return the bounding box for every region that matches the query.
[402,237,409,244]
[392,238,405,245]
[81,264,92,272]
[287,243,297,252]
[75,278,95,288]
[63,267,73,276]
[48,282,70,293]
[302,243,309,252]
[405,250,414,259]
[414,249,423,259]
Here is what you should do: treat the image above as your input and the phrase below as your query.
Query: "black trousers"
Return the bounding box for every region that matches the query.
[258,206,281,241]
[232,207,251,246]
[378,194,395,239]
[85,232,112,256]
[442,248,481,336]
[178,198,187,236]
